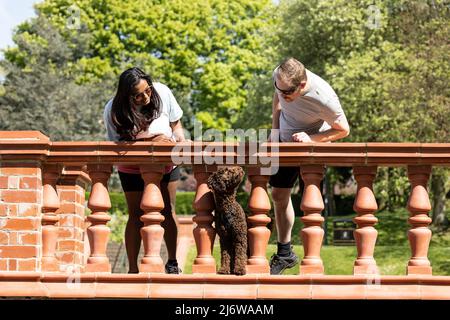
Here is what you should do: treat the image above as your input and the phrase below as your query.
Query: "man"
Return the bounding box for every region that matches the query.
[269,57,350,275]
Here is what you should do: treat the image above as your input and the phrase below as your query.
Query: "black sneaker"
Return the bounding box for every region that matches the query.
[269,251,299,275]
[165,261,182,274]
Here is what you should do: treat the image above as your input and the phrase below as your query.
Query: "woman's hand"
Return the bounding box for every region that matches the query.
[139,134,173,143]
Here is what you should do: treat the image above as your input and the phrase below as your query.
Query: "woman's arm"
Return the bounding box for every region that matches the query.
[170,120,186,142]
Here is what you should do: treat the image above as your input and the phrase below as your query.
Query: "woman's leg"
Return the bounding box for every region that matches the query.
[160,180,179,260]
[123,191,144,273]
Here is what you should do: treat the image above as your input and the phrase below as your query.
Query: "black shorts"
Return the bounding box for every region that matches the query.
[269,166,325,191]
[118,166,181,192]
[269,166,301,189]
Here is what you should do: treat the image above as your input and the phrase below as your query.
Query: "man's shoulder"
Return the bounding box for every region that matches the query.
[306,69,338,101]
[306,69,331,89]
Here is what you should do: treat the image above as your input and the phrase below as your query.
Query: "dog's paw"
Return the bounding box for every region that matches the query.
[217,267,231,275]
[233,266,246,276]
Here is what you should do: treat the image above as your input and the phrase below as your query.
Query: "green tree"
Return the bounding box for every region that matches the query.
[3,0,275,133]
[0,16,113,140]
[242,0,449,223]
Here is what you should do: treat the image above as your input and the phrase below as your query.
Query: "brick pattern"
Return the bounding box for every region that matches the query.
[0,163,42,271]
[55,182,87,273]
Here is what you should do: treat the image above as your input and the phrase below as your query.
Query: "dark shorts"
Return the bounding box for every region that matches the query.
[269,166,325,191]
[269,166,301,189]
[118,166,181,192]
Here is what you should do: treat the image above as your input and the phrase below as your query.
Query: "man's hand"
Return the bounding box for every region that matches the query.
[292,132,312,142]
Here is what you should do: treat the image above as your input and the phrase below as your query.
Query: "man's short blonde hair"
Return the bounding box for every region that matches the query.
[277,57,307,87]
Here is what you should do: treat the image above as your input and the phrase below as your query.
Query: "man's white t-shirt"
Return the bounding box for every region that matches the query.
[274,68,346,142]
[103,82,183,173]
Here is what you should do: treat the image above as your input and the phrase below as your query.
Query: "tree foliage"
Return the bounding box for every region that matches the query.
[0,16,113,140]
[2,0,275,134]
[241,0,449,218]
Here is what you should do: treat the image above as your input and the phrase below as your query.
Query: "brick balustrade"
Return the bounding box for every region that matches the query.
[0,131,449,299]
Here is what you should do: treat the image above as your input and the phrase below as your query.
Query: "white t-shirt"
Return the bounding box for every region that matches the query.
[274,68,346,142]
[103,82,183,174]
[103,82,183,142]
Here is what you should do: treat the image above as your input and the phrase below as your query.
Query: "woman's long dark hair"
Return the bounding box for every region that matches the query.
[111,67,162,141]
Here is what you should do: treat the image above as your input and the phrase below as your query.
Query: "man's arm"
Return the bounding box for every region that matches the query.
[170,120,186,142]
[269,92,281,142]
[292,115,350,143]
[309,115,350,142]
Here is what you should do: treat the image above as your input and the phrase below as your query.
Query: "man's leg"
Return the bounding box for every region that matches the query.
[272,187,295,244]
[268,167,300,274]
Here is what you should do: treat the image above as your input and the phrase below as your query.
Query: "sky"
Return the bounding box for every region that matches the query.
[0,0,42,57]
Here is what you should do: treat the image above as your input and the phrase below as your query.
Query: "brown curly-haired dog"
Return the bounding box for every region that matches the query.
[207,166,247,275]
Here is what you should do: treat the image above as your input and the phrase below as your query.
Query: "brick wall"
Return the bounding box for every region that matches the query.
[55,167,90,273]
[0,131,51,272]
[0,162,42,271]
[0,163,42,271]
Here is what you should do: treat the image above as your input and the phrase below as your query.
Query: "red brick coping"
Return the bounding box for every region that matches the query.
[0,273,449,299]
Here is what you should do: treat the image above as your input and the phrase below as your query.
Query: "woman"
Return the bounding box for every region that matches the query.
[103,67,186,274]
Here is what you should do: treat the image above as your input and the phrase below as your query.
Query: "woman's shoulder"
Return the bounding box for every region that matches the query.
[104,98,114,111]
[153,82,172,95]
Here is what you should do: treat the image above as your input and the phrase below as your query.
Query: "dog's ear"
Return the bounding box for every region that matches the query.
[207,172,227,193]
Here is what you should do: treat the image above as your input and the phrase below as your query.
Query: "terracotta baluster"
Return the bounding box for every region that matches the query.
[406,165,433,275]
[139,165,165,273]
[246,168,271,274]
[85,164,112,272]
[41,164,62,272]
[192,166,216,273]
[299,165,325,275]
[353,166,379,275]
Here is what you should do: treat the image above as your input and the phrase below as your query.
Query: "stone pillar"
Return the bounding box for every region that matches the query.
[56,166,90,273]
[192,165,216,274]
[41,164,62,272]
[0,131,50,272]
[246,168,271,274]
[352,166,379,275]
[139,165,165,273]
[85,164,112,272]
[406,165,433,275]
[299,165,325,275]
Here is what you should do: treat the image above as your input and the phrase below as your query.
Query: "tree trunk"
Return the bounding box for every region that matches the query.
[431,171,449,230]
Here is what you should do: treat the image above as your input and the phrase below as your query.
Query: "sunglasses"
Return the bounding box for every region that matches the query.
[274,80,299,95]
[133,85,152,102]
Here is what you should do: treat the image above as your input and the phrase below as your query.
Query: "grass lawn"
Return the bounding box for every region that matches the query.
[183,244,450,276]
[285,208,450,247]
[183,208,450,275]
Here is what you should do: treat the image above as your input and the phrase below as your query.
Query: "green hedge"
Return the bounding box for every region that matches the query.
[87,192,450,248]
[87,191,198,216]
[98,191,284,216]
[88,191,355,217]
[86,191,356,243]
